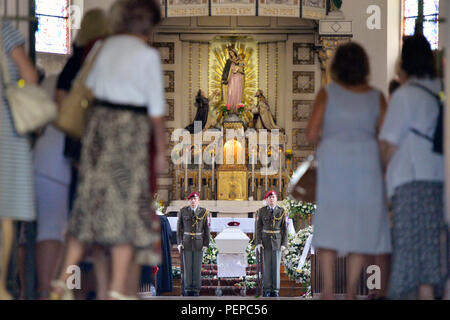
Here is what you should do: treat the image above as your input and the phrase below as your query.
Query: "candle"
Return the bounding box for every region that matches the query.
[184,145,189,193]
[211,150,215,199]
[198,148,202,194]
[279,146,282,192]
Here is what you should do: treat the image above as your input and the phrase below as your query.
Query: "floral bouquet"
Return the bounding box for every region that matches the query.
[152,199,165,214]
[281,197,316,220]
[202,236,219,265]
[283,226,313,286]
[221,104,232,118]
[236,104,245,114]
[202,237,257,266]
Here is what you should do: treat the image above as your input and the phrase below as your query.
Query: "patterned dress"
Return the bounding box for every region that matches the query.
[0,20,36,221]
[67,104,161,266]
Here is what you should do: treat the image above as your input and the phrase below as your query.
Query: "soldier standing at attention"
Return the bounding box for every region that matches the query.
[254,191,288,297]
[176,192,210,296]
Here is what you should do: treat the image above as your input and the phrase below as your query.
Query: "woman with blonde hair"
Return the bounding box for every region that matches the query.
[51,0,166,300]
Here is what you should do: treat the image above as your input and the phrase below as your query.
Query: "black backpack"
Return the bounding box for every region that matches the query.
[409,83,444,155]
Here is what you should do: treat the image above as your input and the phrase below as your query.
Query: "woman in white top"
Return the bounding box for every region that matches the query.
[379,35,447,300]
[51,0,167,300]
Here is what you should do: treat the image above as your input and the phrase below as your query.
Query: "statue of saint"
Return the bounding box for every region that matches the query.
[252,90,283,131]
[221,46,245,113]
[185,89,219,133]
[330,0,343,11]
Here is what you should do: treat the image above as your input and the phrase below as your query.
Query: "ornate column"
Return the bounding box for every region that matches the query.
[317,0,353,86]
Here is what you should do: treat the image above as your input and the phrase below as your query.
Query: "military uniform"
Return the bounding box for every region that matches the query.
[254,204,288,296]
[177,205,210,296]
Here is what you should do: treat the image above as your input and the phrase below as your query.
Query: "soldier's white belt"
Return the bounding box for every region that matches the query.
[262,230,280,234]
[184,232,203,236]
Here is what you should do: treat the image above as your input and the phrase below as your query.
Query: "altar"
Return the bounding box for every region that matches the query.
[166,200,272,218]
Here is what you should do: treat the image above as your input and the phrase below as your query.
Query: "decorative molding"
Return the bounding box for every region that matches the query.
[167,0,208,17]
[292,128,314,151]
[302,0,326,20]
[293,71,315,94]
[259,0,300,17]
[211,0,256,16]
[319,20,353,35]
[293,43,315,65]
[164,70,175,93]
[166,127,175,151]
[165,99,175,121]
[293,100,313,122]
[154,42,175,64]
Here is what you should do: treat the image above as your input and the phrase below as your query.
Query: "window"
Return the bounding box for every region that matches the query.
[35,0,71,54]
[403,0,440,50]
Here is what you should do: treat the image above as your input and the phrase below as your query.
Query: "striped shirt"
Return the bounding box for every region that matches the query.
[0,19,36,221]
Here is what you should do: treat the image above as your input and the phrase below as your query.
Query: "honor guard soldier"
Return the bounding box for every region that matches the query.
[176,192,210,296]
[254,190,288,297]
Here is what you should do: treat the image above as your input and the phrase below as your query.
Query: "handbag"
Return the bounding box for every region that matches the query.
[53,41,104,139]
[0,21,58,136]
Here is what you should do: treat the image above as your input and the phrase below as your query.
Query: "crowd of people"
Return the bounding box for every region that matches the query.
[0,0,167,300]
[306,36,448,300]
[0,0,447,301]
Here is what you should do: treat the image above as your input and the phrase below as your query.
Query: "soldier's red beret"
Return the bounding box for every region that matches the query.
[264,190,277,199]
[187,192,200,200]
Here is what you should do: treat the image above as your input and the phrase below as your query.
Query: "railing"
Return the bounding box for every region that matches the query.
[311,254,370,297]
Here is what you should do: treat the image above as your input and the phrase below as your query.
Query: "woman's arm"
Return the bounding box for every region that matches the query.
[306,87,327,145]
[377,93,388,133]
[10,45,38,85]
[379,140,397,171]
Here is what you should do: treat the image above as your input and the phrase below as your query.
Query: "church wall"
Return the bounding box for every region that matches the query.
[341,0,401,94]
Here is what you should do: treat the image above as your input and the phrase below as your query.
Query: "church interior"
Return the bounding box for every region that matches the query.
[1,0,449,300]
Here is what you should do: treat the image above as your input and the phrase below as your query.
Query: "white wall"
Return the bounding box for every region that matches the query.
[341,0,401,95]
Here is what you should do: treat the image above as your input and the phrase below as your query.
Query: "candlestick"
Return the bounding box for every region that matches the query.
[184,146,189,193]
[279,146,282,192]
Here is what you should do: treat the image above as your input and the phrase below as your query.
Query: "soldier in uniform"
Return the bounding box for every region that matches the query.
[176,192,210,296]
[254,190,288,297]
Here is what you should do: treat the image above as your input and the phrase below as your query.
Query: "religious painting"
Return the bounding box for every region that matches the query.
[208,37,259,127]
[301,0,326,20]
[154,42,175,64]
[259,0,300,18]
[293,100,313,122]
[292,128,314,151]
[167,0,208,17]
[164,71,175,93]
[211,0,256,16]
[293,43,315,65]
[293,71,315,94]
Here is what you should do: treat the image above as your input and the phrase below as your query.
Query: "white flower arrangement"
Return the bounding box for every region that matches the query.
[283,226,313,285]
[202,238,257,266]
[281,198,316,220]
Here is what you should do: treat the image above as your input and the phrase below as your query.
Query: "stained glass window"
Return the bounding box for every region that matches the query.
[403,0,440,50]
[35,0,71,54]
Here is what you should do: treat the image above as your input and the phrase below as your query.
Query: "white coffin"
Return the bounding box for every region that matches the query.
[214,224,250,254]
